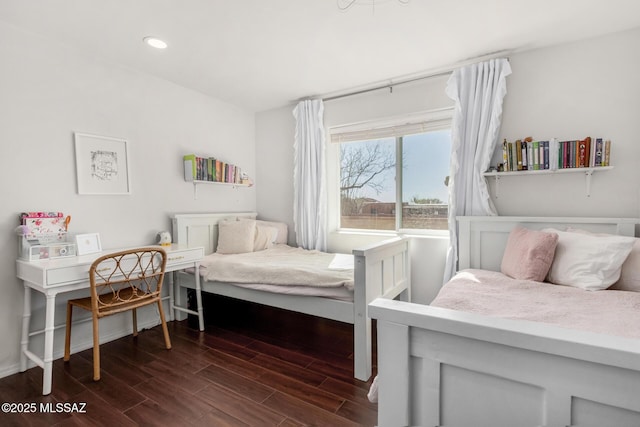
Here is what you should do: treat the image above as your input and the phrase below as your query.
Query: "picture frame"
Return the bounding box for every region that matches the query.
[74,132,131,195]
[75,233,102,256]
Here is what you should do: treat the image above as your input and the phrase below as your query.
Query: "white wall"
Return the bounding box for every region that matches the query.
[255,107,296,244]
[493,27,640,217]
[0,21,256,377]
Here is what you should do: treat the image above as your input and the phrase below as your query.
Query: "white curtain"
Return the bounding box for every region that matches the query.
[443,58,512,283]
[293,99,327,251]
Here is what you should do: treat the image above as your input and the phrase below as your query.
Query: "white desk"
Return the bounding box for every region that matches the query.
[16,244,204,395]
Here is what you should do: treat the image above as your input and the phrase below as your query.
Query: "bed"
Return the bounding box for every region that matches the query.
[170,212,410,381]
[369,216,640,427]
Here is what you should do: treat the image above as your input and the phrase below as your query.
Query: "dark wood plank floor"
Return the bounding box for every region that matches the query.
[0,294,378,426]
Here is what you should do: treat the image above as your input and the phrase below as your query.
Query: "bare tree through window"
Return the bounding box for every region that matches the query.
[338,129,451,231]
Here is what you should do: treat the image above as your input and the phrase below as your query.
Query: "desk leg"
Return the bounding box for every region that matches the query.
[195,264,204,331]
[168,271,175,322]
[42,294,56,395]
[20,284,31,372]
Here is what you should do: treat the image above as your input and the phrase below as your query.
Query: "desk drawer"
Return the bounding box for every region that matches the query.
[166,247,204,268]
[46,258,138,286]
[46,264,90,286]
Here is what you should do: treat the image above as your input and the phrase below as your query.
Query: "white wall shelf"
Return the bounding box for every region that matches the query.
[190,180,251,199]
[483,166,613,198]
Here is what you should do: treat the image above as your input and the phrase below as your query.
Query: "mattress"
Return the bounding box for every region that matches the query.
[431,269,640,339]
[197,245,355,301]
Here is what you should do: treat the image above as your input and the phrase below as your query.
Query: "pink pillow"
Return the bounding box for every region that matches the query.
[501,226,559,282]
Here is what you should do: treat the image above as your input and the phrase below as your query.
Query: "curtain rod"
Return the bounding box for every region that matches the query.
[322,70,452,102]
[316,50,512,103]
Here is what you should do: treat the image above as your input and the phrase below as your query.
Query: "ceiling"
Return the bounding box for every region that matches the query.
[2,0,640,113]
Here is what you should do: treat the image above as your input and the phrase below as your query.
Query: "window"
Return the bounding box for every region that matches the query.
[332,111,451,232]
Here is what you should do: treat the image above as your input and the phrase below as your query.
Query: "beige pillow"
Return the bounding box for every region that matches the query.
[238,217,288,245]
[543,228,635,291]
[256,220,288,245]
[253,224,278,251]
[500,226,558,282]
[216,219,256,254]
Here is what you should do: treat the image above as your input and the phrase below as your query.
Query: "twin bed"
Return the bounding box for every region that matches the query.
[370,216,640,427]
[170,212,410,382]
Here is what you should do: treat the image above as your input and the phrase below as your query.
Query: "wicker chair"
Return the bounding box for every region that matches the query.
[64,247,172,380]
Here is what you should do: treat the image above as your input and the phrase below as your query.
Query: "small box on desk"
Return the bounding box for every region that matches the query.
[22,217,67,239]
[18,232,75,261]
[26,242,77,261]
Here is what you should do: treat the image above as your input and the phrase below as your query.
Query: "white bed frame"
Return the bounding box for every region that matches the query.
[369,216,640,427]
[170,212,410,381]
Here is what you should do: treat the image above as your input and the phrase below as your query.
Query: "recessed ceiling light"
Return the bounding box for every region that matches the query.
[143,36,167,49]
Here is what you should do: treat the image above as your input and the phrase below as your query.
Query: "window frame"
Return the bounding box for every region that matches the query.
[329,108,453,237]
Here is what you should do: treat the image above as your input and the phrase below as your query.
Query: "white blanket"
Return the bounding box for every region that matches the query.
[431,269,640,339]
[199,245,355,291]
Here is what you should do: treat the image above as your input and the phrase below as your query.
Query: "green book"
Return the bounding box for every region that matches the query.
[208,157,217,181]
[183,154,197,181]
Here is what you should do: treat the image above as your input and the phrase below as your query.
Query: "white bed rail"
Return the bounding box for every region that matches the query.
[353,237,410,380]
[370,297,640,427]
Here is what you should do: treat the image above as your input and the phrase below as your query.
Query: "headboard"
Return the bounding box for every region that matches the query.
[457,216,638,272]
[172,212,257,255]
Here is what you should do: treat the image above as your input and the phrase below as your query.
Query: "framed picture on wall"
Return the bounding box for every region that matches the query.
[74,132,131,195]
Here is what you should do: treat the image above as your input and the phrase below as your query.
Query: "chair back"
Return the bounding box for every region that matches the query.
[88,247,167,316]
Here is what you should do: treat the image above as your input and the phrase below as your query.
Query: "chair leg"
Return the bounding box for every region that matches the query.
[64,302,73,362]
[91,313,101,381]
[157,300,172,350]
[132,308,138,337]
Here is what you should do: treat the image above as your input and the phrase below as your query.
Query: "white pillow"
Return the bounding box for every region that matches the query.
[565,228,640,292]
[610,239,640,292]
[543,228,635,291]
[216,219,256,254]
[256,220,288,244]
[253,224,278,251]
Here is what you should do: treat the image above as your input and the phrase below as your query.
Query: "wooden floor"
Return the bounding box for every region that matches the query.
[0,295,378,426]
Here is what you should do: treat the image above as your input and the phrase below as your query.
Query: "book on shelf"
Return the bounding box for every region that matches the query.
[183,154,197,181]
[542,141,550,170]
[594,138,603,166]
[531,141,539,170]
[502,140,509,171]
[215,160,222,182]
[549,138,559,170]
[577,137,591,168]
[516,140,523,170]
[603,139,611,166]
[207,157,216,182]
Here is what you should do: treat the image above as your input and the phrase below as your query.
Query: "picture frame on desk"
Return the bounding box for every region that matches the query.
[75,233,102,256]
[74,132,131,195]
